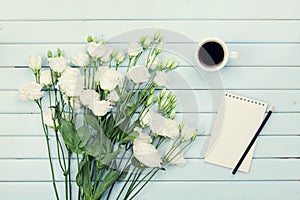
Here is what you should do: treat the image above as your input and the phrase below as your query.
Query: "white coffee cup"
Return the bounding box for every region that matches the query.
[195,37,239,72]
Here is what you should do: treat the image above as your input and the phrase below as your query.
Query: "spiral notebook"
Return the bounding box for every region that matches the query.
[204,92,268,172]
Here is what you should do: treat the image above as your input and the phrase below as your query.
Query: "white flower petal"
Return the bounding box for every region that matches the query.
[40,70,52,86]
[79,89,99,107]
[107,90,120,104]
[154,71,168,87]
[133,133,162,168]
[57,67,84,97]
[89,100,112,116]
[95,67,123,91]
[87,42,106,58]
[127,65,150,84]
[48,57,68,73]
[71,51,90,67]
[128,42,143,57]
[18,82,43,101]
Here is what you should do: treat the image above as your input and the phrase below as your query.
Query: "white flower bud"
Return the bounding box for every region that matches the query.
[116,51,125,64]
[28,56,42,72]
[154,31,161,41]
[155,41,164,54]
[160,88,166,98]
[169,109,176,119]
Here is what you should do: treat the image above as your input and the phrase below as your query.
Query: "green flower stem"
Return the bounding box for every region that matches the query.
[124,168,142,199]
[67,149,72,200]
[88,65,91,89]
[116,167,137,200]
[127,168,159,200]
[65,172,69,200]
[92,60,97,89]
[147,53,158,69]
[36,100,60,200]
[164,140,193,165]
[50,70,59,107]
[145,40,155,68]
[83,68,87,89]
[47,89,67,172]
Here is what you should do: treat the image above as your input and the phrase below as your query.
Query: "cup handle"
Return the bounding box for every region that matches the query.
[229,51,240,59]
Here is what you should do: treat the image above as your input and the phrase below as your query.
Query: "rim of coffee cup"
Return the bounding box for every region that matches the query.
[195,37,229,72]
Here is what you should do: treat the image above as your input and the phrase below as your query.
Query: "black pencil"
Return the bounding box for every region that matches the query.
[232,106,274,175]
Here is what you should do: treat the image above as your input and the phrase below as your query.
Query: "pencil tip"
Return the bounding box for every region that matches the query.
[270,106,275,112]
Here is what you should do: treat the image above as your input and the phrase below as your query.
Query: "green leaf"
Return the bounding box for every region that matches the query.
[119,131,139,145]
[93,170,120,199]
[96,149,121,165]
[84,135,101,157]
[77,125,93,148]
[76,157,93,198]
[59,119,80,152]
[84,114,100,131]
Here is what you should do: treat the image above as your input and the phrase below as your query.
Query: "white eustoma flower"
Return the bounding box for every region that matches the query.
[40,70,52,86]
[89,100,112,116]
[71,51,90,67]
[43,108,58,128]
[57,67,84,97]
[133,132,162,168]
[95,67,123,91]
[48,57,68,73]
[107,90,120,104]
[101,47,113,62]
[28,56,42,71]
[19,82,44,101]
[149,111,179,139]
[159,119,179,139]
[128,42,143,57]
[181,123,197,141]
[164,141,185,166]
[79,89,99,107]
[149,111,166,133]
[148,55,160,70]
[127,65,150,84]
[87,42,106,58]
[154,71,168,87]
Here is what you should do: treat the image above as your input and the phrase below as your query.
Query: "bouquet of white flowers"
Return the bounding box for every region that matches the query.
[19,32,197,200]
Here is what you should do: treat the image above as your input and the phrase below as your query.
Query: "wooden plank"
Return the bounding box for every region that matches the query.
[0,181,299,200]
[1,43,300,66]
[0,136,299,159]
[1,21,300,43]
[0,159,299,181]
[1,113,298,136]
[2,90,299,113]
[0,0,299,20]
[2,67,300,90]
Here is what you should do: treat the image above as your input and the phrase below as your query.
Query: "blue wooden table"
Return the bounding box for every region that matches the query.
[0,0,299,199]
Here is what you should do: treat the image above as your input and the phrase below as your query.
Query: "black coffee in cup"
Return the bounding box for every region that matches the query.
[198,41,225,67]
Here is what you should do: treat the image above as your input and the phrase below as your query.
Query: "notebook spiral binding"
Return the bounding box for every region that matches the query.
[225,93,265,107]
